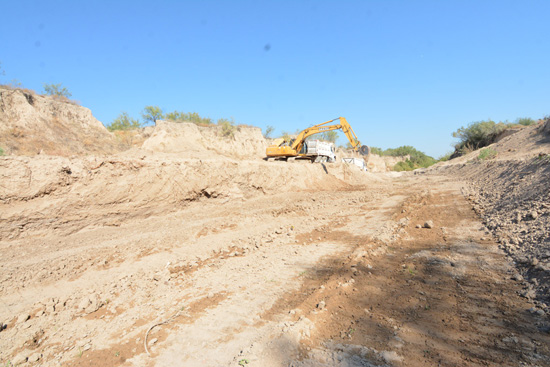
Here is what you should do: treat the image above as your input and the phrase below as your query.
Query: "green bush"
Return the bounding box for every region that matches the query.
[451,117,538,157]
[478,147,497,160]
[165,110,213,125]
[43,83,71,98]
[107,112,141,131]
[385,146,436,168]
[370,147,384,155]
[515,117,536,126]
[320,131,339,143]
[0,146,4,156]
[218,118,237,138]
[452,120,508,153]
[437,152,453,162]
[393,160,415,171]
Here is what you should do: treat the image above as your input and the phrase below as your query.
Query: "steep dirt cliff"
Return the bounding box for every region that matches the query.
[0,87,121,156]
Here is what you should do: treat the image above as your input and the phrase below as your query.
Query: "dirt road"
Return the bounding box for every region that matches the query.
[2,167,549,367]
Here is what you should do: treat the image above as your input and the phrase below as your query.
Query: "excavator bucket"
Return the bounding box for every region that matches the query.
[359,145,371,156]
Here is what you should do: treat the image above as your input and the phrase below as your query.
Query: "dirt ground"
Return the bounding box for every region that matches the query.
[1,165,549,366]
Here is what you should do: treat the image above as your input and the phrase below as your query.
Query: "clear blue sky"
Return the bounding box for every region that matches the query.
[1,0,549,157]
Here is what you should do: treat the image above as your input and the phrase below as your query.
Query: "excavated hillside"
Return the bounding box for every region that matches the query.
[0,88,124,156]
[429,120,550,306]
[1,97,549,367]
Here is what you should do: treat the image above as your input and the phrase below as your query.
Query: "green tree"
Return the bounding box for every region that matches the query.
[141,105,164,125]
[264,125,274,138]
[43,83,72,98]
[321,131,339,143]
[107,112,141,131]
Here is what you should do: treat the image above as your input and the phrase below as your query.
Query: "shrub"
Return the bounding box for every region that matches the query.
[141,106,164,125]
[370,147,384,155]
[107,112,141,131]
[393,160,415,171]
[43,83,71,98]
[437,152,453,162]
[451,120,510,157]
[515,117,536,126]
[165,110,213,125]
[385,146,436,168]
[0,146,4,156]
[320,131,339,143]
[478,147,497,160]
[264,125,274,138]
[218,118,237,138]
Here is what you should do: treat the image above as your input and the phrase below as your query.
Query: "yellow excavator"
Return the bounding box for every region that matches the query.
[266,117,370,162]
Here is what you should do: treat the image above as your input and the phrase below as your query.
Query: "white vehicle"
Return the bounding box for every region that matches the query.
[303,139,336,162]
[342,157,367,171]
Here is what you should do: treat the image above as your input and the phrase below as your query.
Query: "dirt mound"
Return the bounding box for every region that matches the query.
[0,87,121,156]
[141,120,267,159]
[0,153,377,241]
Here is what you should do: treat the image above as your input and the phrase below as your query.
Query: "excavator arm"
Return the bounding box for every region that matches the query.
[290,117,368,155]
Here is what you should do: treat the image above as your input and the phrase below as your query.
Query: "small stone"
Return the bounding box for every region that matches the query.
[149,338,158,345]
[207,292,214,299]
[512,274,523,282]
[317,301,326,310]
[12,353,27,365]
[530,211,539,219]
[28,353,41,362]
[17,313,30,324]
[415,224,422,229]
[82,343,91,351]
[531,258,539,266]
[78,297,91,310]
[423,221,434,229]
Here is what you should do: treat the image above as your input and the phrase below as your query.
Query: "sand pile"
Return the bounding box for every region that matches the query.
[0,153,376,241]
[141,120,267,159]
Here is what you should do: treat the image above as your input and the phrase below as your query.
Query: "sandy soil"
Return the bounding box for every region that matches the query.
[1,161,549,366]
